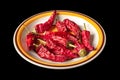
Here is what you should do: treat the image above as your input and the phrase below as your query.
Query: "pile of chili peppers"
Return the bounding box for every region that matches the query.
[26,10,94,62]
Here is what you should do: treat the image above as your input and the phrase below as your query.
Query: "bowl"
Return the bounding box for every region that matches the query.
[13,10,106,69]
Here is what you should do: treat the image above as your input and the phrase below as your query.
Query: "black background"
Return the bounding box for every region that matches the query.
[1,0,118,79]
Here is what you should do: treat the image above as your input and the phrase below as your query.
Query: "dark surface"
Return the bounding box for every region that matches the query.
[1,0,118,79]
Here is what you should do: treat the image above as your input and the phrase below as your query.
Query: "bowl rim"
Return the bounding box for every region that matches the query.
[13,10,106,69]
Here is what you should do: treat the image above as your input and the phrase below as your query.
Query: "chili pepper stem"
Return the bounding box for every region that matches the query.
[68,44,76,48]
[33,43,39,47]
[37,39,46,46]
[78,49,87,57]
[84,23,86,30]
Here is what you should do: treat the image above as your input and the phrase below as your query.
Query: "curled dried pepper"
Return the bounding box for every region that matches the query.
[35,10,56,33]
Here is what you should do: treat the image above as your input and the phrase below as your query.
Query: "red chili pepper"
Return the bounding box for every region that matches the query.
[42,31,76,48]
[67,33,78,43]
[56,20,67,32]
[26,31,46,50]
[72,42,87,57]
[81,30,94,51]
[25,31,77,60]
[63,19,81,39]
[35,10,56,33]
[52,45,78,60]
[45,39,57,49]
[74,42,85,52]
[37,45,67,62]
[45,39,78,60]
[26,32,37,50]
[51,35,68,47]
[51,31,67,38]
[55,55,67,62]
[36,45,56,61]
[53,32,79,44]
[36,35,78,61]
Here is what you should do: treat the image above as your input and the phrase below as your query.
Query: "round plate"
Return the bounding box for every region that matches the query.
[13,10,106,69]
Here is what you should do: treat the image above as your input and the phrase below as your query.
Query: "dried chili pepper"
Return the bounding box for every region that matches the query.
[51,35,68,47]
[52,44,78,60]
[41,31,76,48]
[81,31,94,51]
[26,32,45,50]
[56,20,67,32]
[35,10,56,33]
[44,33,79,59]
[35,43,66,62]
[45,39,78,60]
[26,32,37,50]
[36,45,56,61]
[73,42,87,57]
[81,23,94,51]
[63,19,81,39]
[36,35,78,61]
[50,31,78,43]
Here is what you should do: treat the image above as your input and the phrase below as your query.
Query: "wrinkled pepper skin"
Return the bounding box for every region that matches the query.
[56,20,67,32]
[35,10,56,33]
[81,30,94,51]
[63,19,81,39]
[26,32,36,50]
